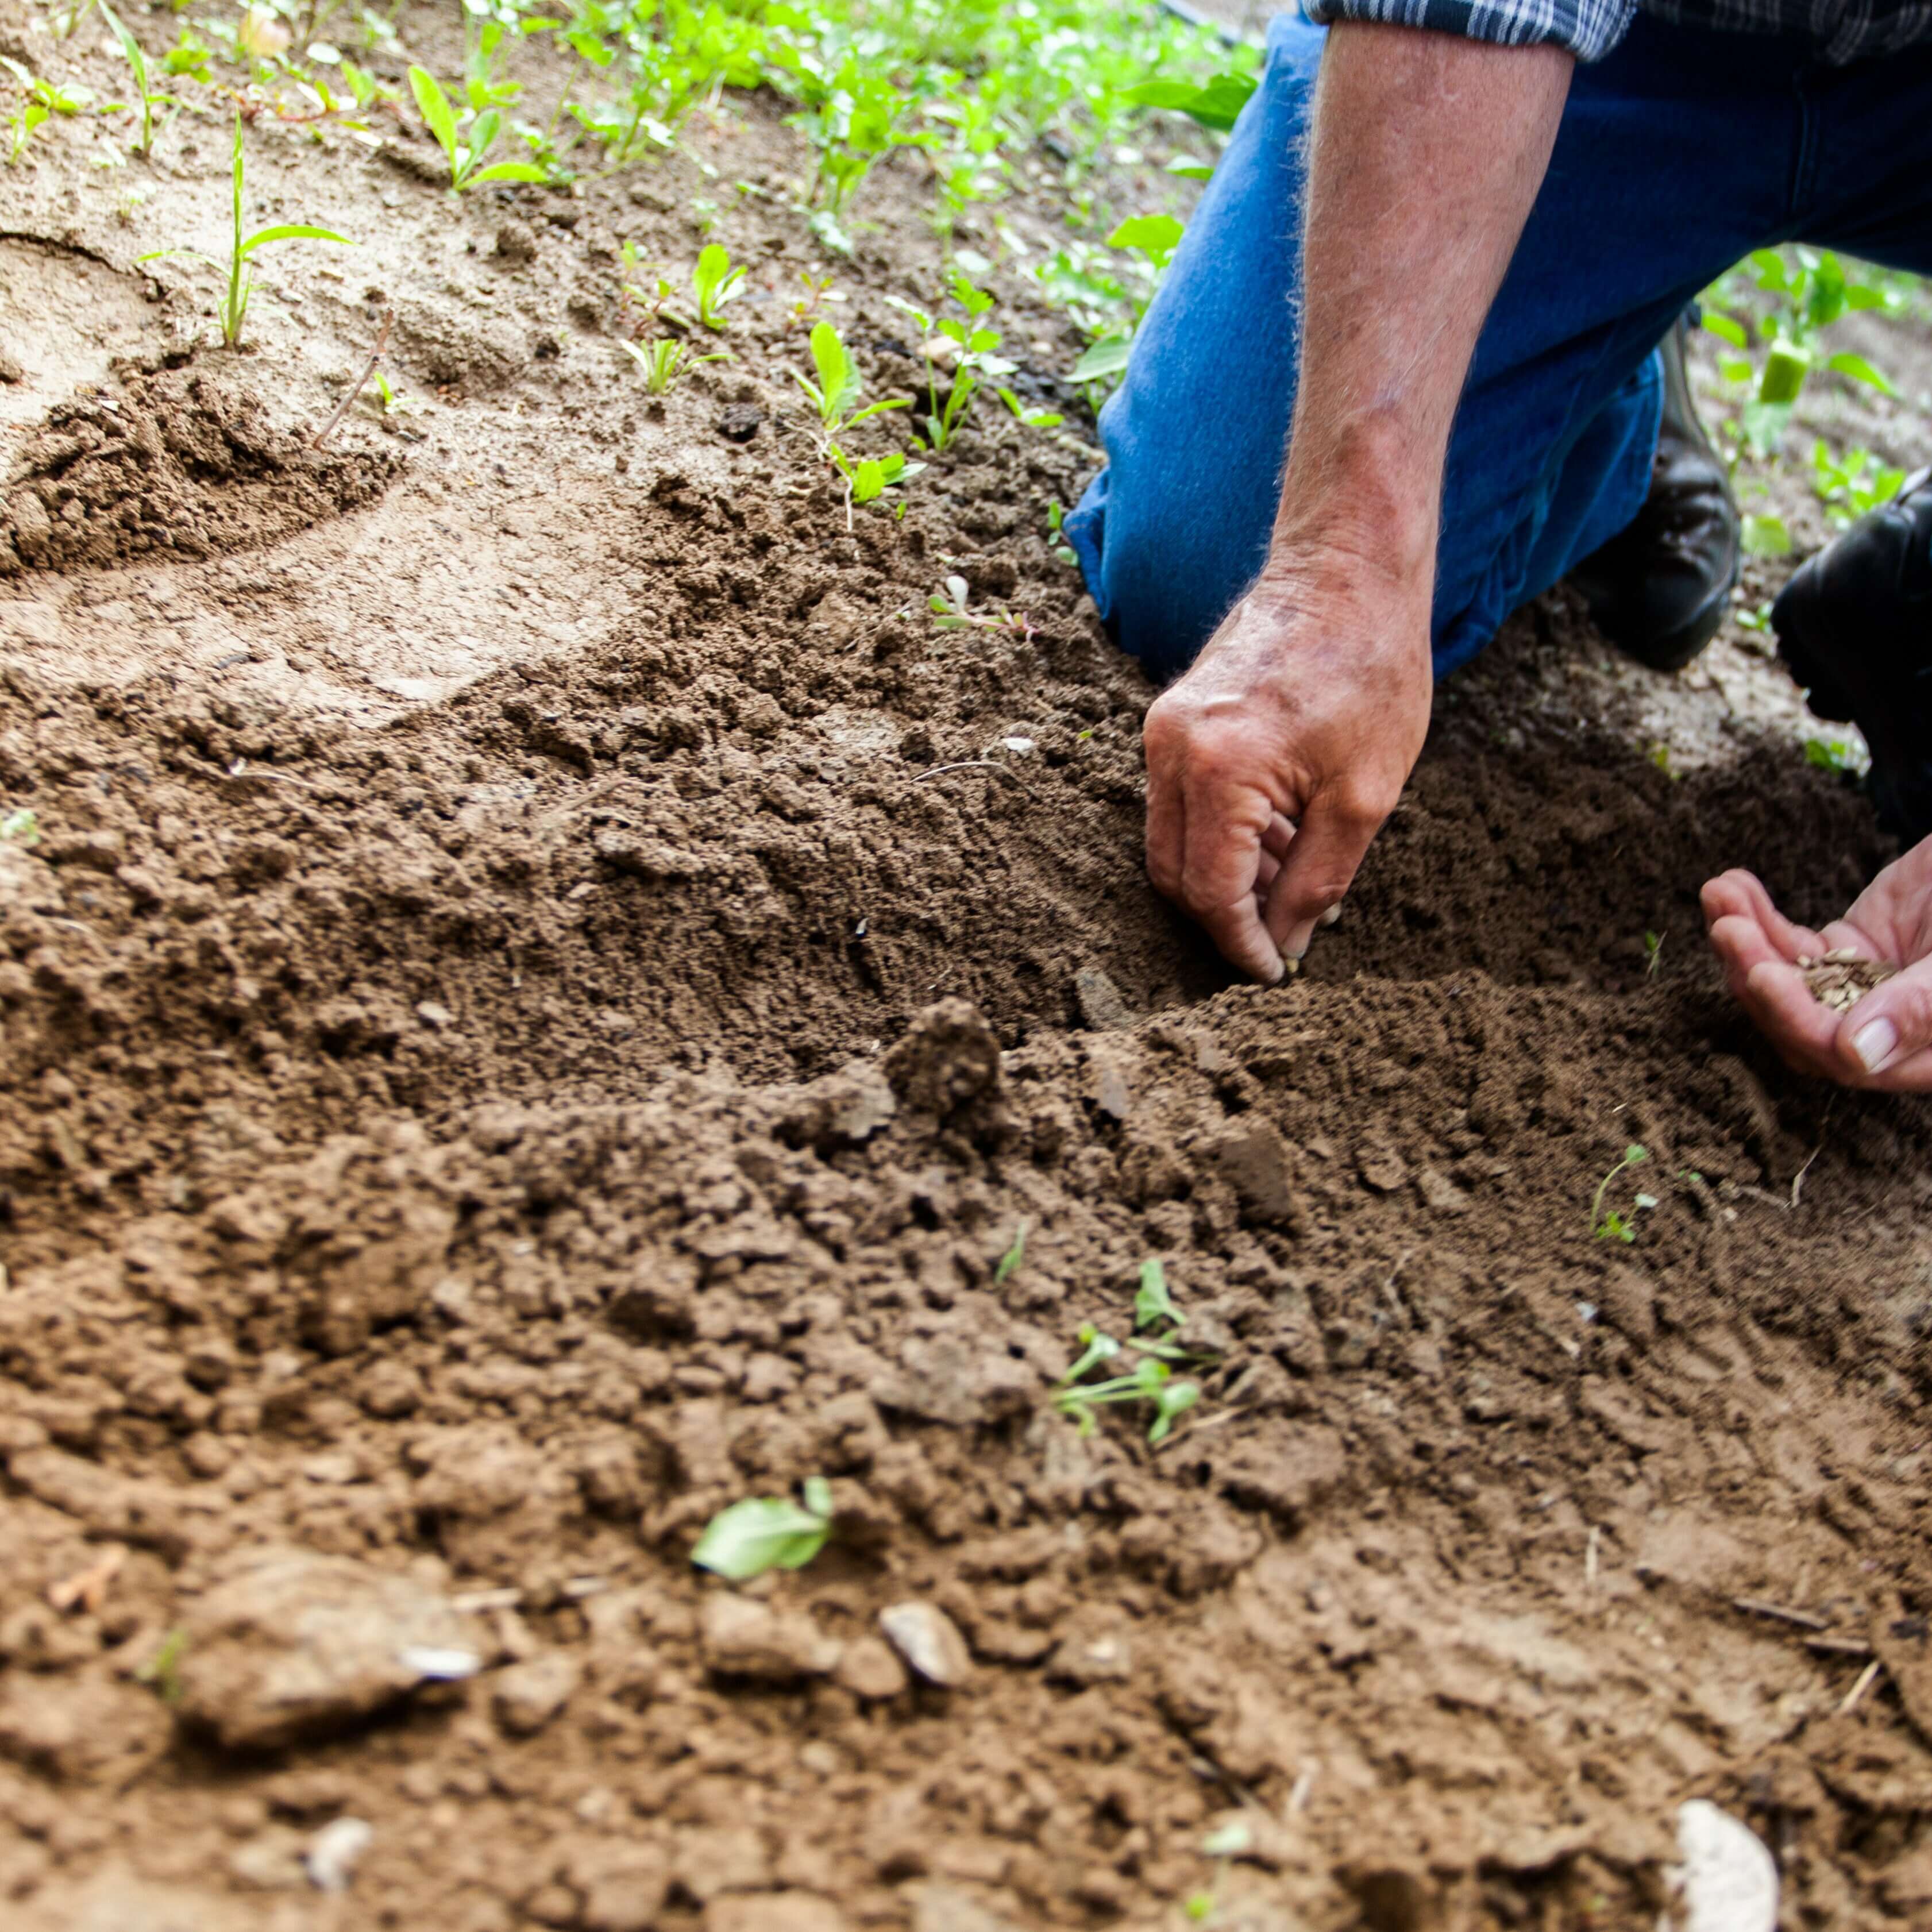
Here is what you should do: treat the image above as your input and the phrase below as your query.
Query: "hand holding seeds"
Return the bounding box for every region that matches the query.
[1141,558,1433,983]
[1702,835,1932,1089]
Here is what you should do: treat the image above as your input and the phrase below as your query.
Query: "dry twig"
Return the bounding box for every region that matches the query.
[310,307,395,450]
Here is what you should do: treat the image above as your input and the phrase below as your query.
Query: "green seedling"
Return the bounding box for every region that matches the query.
[692,1477,834,1580]
[1741,512,1791,558]
[407,64,546,191]
[138,116,350,350]
[994,1217,1028,1285]
[691,241,747,331]
[1062,1324,1120,1384]
[1590,1142,1649,1244]
[2,58,88,163]
[826,444,922,527]
[99,0,168,155]
[137,1626,187,1703]
[1812,440,1907,529]
[997,386,1062,430]
[792,320,907,447]
[619,335,726,395]
[1046,499,1077,567]
[1134,1255,1182,1333]
[888,273,1017,452]
[792,270,837,320]
[928,573,1035,641]
[1056,1353,1200,1444]
[1125,70,1257,132]
[1705,248,1901,457]
[1643,930,1664,978]
[1,808,40,844]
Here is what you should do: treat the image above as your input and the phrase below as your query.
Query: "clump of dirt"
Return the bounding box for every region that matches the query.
[1,367,401,575]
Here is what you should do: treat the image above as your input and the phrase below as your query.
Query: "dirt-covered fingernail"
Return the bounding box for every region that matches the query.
[1854,1017,1899,1072]
[1319,905,1341,927]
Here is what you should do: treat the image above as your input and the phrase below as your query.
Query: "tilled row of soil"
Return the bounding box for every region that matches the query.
[6,3,1932,1926]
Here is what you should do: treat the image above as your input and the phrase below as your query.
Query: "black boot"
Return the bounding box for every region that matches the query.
[1772,466,1932,845]
[1567,313,1741,673]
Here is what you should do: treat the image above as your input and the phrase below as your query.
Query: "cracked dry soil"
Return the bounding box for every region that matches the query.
[5,5,1932,1929]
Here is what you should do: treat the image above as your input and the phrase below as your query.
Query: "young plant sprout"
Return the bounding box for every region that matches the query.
[888,273,1017,452]
[1,808,40,844]
[2,58,89,163]
[1590,1143,1653,1243]
[99,0,168,155]
[1046,500,1078,566]
[692,242,748,331]
[994,1217,1029,1285]
[138,116,350,349]
[792,320,907,446]
[1054,1260,1210,1445]
[691,1478,834,1580]
[407,64,547,192]
[619,336,726,395]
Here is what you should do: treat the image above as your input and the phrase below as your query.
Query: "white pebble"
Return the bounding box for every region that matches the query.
[306,1817,373,1894]
[1664,1799,1777,1932]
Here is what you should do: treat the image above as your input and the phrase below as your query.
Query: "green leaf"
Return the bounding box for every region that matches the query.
[1134,1257,1182,1332]
[1758,339,1812,406]
[468,105,501,165]
[463,161,547,185]
[1825,350,1898,398]
[1741,512,1792,558]
[808,319,855,421]
[1165,156,1214,182]
[238,223,351,257]
[408,64,457,159]
[1700,310,1748,350]
[1147,1378,1199,1445]
[691,1495,831,1580]
[1071,334,1131,383]
[1123,71,1257,133]
[1107,213,1184,270]
[993,1218,1028,1285]
[801,1475,833,1518]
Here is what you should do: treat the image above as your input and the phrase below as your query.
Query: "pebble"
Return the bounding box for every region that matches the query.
[1665,1799,1777,1931]
[878,1602,973,1688]
[834,1634,910,1702]
[305,1817,373,1894]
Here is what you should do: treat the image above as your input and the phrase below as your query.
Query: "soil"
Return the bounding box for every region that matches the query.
[5,3,1932,1929]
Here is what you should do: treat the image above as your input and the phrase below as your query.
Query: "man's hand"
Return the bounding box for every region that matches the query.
[1144,551,1433,982]
[1703,836,1932,1089]
[1138,27,1571,977]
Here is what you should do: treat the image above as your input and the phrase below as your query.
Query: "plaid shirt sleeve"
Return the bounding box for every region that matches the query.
[1301,0,1638,59]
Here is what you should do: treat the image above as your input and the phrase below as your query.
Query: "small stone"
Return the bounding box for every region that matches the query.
[1665,1799,1777,1932]
[700,1595,840,1682]
[878,1601,972,1688]
[1206,1123,1299,1225]
[358,1360,422,1420]
[1413,1164,1469,1216]
[491,1651,581,1737]
[414,1000,453,1029]
[716,403,762,442]
[1355,1140,1408,1193]
[305,1817,373,1893]
[229,1829,308,1891]
[834,1635,909,1701]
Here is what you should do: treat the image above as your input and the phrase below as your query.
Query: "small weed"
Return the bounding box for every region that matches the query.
[138,115,350,349]
[1,807,40,844]
[994,1218,1028,1285]
[792,269,838,321]
[408,64,546,191]
[1705,248,1900,457]
[1055,1259,1209,1444]
[1590,1143,1651,1244]
[928,573,1035,640]
[997,385,1062,430]
[619,335,724,394]
[1812,439,1907,528]
[888,271,1017,452]
[100,0,169,155]
[1643,930,1664,977]
[1646,741,1678,780]
[1741,511,1791,558]
[692,1476,834,1580]
[691,241,747,331]
[793,319,907,446]
[2,57,89,163]
[827,442,922,526]
[1735,599,1773,633]
[137,1626,188,1703]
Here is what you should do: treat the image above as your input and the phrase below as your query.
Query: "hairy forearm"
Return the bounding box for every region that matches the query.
[1271,25,1572,587]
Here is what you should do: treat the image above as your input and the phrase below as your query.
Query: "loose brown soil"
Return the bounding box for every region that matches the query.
[5,5,1932,1929]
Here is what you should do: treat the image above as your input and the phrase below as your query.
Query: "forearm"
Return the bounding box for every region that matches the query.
[1271,25,1572,588]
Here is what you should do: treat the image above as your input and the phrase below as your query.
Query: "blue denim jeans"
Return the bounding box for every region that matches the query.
[1067,14,1932,684]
